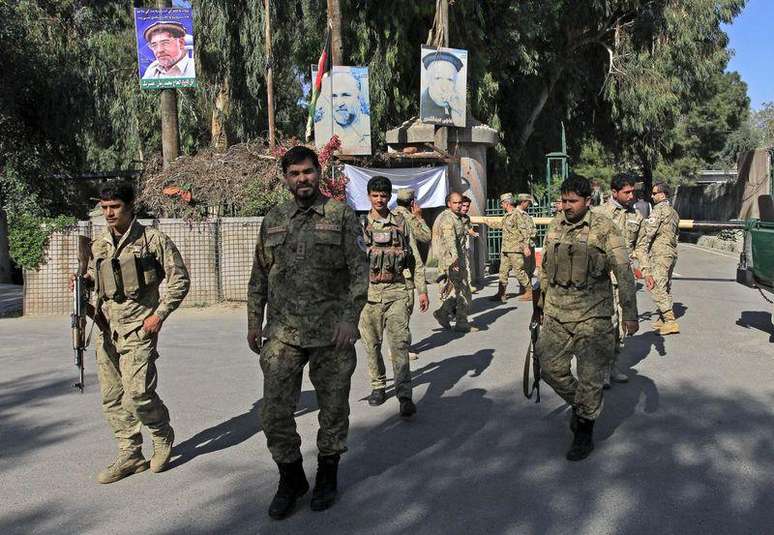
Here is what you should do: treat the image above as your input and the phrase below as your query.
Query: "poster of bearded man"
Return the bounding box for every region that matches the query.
[311,66,373,156]
[420,46,467,127]
[134,7,196,90]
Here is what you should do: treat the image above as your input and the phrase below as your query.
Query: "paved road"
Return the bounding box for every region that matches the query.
[1,244,772,535]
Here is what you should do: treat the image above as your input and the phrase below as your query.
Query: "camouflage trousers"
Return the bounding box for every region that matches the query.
[498,252,532,288]
[259,339,356,464]
[536,315,615,420]
[359,296,412,400]
[648,255,677,314]
[437,266,472,325]
[96,328,171,452]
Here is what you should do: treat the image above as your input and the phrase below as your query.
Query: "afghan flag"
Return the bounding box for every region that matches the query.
[305,29,332,141]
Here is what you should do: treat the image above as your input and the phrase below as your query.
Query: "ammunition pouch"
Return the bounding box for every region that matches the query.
[546,239,606,289]
[363,218,412,284]
[96,252,161,302]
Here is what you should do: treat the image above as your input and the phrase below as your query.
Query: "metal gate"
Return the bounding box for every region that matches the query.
[484,198,553,265]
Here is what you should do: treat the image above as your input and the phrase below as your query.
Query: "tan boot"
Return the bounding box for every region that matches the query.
[519,286,533,301]
[96,450,148,484]
[657,311,680,335]
[652,312,664,329]
[150,427,175,473]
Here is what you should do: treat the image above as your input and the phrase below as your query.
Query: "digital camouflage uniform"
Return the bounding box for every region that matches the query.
[358,212,427,400]
[247,195,368,464]
[537,210,637,420]
[499,207,536,289]
[432,209,472,326]
[89,219,190,453]
[594,199,649,348]
[641,200,679,315]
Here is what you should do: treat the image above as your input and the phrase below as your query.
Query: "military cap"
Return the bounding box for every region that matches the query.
[422,50,464,72]
[143,21,186,43]
[500,193,514,203]
[517,193,534,204]
[397,188,416,202]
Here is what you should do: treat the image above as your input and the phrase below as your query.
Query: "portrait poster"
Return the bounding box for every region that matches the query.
[311,66,372,155]
[134,7,196,90]
[419,46,468,127]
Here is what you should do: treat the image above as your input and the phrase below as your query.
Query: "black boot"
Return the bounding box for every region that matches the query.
[566,414,595,462]
[368,388,386,406]
[569,410,578,432]
[399,398,416,419]
[268,458,309,520]
[310,454,340,511]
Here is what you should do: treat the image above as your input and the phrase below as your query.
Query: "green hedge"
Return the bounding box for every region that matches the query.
[8,213,77,270]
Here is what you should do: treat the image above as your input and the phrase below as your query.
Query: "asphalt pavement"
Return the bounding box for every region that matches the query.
[1,244,772,535]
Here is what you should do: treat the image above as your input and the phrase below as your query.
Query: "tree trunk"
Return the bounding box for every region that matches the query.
[426,0,449,48]
[211,78,230,151]
[516,68,563,154]
[264,0,276,148]
[157,0,179,168]
[0,208,12,283]
[327,0,343,65]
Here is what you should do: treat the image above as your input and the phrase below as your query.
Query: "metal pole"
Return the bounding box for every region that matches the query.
[264,0,276,149]
[158,0,180,168]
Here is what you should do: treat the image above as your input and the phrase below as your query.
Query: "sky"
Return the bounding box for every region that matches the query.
[723,0,773,111]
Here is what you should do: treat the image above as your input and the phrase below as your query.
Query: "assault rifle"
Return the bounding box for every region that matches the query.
[523,284,542,402]
[71,235,90,392]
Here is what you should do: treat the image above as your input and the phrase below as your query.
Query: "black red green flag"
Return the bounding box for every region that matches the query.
[305,29,332,141]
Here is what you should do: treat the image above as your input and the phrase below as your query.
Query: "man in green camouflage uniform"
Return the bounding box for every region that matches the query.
[74,182,190,484]
[460,196,479,293]
[247,146,368,520]
[393,188,432,244]
[642,181,680,335]
[432,192,477,332]
[492,193,535,302]
[536,175,639,461]
[594,175,649,384]
[393,188,431,360]
[359,177,428,416]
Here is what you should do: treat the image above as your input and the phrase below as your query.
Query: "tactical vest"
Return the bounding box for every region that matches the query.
[362,216,413,284]
[543,215,608,290]
[95,229,162,302]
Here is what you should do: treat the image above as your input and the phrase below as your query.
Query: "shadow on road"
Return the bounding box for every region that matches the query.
[170,384,774,535]
[736,310,774,342]
[169,390,319,470]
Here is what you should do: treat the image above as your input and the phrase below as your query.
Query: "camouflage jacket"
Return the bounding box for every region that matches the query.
[247,194,368,347]
[393,205,432,244]
[364,211,427,303]
[641,200,679,267]
[432,209,466,272]
[594,199,649,271]
[540,210,637,323]
[501,209,534,252]
[89,219,190,337]
[516,207,537,247]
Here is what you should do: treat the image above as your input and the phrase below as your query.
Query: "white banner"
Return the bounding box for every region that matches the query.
[343,164,448,211]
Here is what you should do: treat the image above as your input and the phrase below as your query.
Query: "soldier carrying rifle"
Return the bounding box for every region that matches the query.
[70,182,189,484]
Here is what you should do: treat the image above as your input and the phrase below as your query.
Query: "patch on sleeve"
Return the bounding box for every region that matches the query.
[266,225,288,235]
[315,223,341,232]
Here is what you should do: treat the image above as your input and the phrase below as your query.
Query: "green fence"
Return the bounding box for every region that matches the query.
[484,199,553,264]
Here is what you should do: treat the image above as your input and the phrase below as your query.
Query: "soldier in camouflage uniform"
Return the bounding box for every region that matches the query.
[492,193,535,302]
[393,188,432,244]
[247,146,368,520]
[460,196,479,293]
[594,175,649,384]
[432,192,477,332]
[72,182,190,484]
[536,175,639,461]
[642,181,680,335]
[358,177,428,416]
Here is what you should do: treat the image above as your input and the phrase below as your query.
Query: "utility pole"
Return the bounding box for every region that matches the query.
[158,0,180,168]
[327,0,343,65]
[264,0,276,148]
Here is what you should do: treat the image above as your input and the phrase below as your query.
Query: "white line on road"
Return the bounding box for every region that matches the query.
[679,243,738,259]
